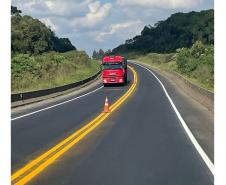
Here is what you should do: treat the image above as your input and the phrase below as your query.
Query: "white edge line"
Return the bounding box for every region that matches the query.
[133,62,214,175]
[11,86,104,121]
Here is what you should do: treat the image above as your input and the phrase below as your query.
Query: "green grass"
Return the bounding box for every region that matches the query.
[12,51,100,93]
[133,51,214,92]
[133,53,176,70]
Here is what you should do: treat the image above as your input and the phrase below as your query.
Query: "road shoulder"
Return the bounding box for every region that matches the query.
[132,61,214,162]
[12,77,102,116]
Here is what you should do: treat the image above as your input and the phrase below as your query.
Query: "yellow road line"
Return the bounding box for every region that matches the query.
[11,113,104,181]
[12,66,137,185]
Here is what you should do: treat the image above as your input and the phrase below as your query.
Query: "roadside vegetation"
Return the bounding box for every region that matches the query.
[11,6,100,93]
[134,41,214,91]
[12,51,100,93]
[111,9,214,91]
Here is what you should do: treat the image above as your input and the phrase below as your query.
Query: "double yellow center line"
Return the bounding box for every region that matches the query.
[12,66,138,185]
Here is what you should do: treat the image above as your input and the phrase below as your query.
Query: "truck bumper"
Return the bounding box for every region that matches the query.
[103,77,124,84]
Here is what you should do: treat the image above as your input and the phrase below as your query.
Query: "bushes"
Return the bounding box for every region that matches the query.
[176,41,214,89]
[11,51,100,92]
[133,41,214,91]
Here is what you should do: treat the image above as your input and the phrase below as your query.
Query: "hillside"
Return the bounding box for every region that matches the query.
[134,41,214,91]
[11,6,100,93]
[12,51,100,93]
[11,6,75,55]
[112,9,213,55]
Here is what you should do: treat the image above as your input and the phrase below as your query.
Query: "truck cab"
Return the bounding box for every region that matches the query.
[102,56,127,86]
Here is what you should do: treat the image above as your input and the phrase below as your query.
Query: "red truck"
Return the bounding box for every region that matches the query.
[102,56,127,86]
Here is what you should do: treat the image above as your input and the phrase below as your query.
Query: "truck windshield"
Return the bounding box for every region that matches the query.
[103,63,123,70]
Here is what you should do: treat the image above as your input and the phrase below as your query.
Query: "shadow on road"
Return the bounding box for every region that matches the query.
[103,80,131,88]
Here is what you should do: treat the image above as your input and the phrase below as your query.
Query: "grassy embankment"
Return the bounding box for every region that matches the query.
[131,41,214,92]
[12,51,100,93]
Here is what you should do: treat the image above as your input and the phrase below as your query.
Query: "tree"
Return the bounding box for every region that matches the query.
[11,6,76,55]
[105,49,112,55]
[98,49,105,59]
[92,50,97,59]
[11,6,22,15]
[125,39,133,45]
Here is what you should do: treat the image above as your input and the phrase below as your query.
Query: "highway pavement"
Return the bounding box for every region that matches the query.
[11,63,213,185]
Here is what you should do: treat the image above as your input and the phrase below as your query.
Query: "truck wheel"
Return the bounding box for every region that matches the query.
[124,76,127,85]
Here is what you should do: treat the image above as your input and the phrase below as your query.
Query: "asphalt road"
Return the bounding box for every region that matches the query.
[12,63,213,185]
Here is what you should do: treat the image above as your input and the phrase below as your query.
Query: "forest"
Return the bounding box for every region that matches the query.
[11,6,76,55]
[112,9,213,55]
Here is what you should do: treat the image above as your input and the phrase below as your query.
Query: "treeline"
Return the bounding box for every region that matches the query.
[92,49,112,60]
[11,6,76,55]
[112,9,214,55]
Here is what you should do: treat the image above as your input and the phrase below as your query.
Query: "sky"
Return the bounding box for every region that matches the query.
[12,0,214,56]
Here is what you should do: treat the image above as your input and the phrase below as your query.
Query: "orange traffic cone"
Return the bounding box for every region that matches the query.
[104,96,110,113]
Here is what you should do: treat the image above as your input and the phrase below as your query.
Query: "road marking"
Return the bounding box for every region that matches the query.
[12,66,137,185]
[133,62,214,175]
[11,86,104,121]
[104,88,124,91]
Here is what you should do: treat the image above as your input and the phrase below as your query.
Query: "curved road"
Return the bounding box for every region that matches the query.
[12,63,213,185]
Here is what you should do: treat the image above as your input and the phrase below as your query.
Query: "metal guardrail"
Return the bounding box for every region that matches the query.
[169,70,214,98]
[168,70,214,112]
[11,70,101,102]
